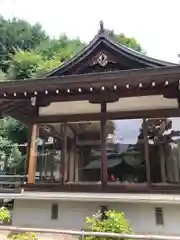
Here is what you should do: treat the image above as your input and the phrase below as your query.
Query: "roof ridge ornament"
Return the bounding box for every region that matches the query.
[99,20,104,33]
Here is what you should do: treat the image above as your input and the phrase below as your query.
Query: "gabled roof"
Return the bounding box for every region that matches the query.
[45,21,178,77]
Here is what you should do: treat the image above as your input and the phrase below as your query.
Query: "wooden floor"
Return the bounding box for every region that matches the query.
[23,182,180,194]
[0,182,180,194]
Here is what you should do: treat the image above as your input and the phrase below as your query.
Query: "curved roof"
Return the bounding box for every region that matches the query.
[45,22,178,77]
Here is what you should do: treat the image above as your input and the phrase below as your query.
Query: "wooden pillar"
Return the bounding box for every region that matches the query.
[61,122,67,184]
[74,149,79,182]
[66,150,70,182]
[27,124,38,184]
[64,150,69,182]
[69,142,75,182]
[73,137,76,182]
[159,144,167,183]
[50,154,54,182]
[100,102,107,186]
[143,119,151,185]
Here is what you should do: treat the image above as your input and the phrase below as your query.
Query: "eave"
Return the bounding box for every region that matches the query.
[0,66,180,123]
[0,66,180,97]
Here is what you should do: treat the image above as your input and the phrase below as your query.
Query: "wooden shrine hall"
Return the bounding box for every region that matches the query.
[1,22,180,193]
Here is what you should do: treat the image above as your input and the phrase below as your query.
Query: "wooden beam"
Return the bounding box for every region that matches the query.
[27,124,38,184]
[32,108,180,124]
[36,87,176,106]
[100,102,107,186]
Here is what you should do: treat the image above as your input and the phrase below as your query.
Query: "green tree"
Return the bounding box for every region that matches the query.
[7,50,60,80]
[0,117,27,144]
[108,30,144,53]
[0,136,25,173]
[0,16,48,72]
[35,34,85,61]
[7,34,86,79]
[116,33,144,53]
[143,119,180,183]
[0,117,27,173]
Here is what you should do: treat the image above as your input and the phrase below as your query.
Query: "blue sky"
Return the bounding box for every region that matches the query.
[0,0,180,63]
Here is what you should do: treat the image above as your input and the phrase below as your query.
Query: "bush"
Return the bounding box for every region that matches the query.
[12,232,38,240]
[0,206,11,224]
[84,209,133,240]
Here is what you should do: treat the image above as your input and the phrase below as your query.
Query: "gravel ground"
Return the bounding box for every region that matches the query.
[37,233,77,240]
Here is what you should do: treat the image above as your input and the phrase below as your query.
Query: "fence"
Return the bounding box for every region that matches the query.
[0,226,180,240]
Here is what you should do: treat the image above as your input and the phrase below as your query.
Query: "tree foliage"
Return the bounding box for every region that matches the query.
[7,34,86,80]
[35,34,85,61]
[0,207,10,223]
[108,30,145,53]
[0,16,48,72]
[0,135,25,173]
[0,117,27,172]
[7,50,60,80]
[0,117,28,144]
[116,33,144,53]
